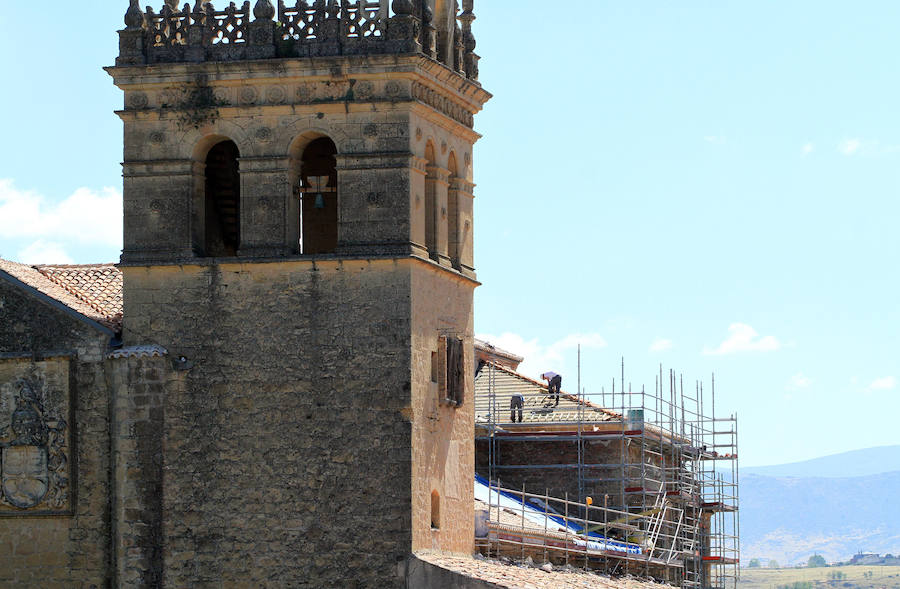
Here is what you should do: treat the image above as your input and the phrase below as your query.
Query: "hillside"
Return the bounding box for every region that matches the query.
[741,470,900,565]
[739,565,900,589]
[743,446,900,479]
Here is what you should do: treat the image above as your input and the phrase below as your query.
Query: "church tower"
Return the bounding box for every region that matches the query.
[107,0,489,585]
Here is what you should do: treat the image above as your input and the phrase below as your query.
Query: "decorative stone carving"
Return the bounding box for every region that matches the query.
[128,92,149,109]
[0,363,71,515]
[124,0,145,29]
[354,81,374,99]
[239,86,259,104]
[253,0,275,20]
[385,80,404,98]
[122,0,477,78]
[392,0,415,15]
[265,86,287,104]
[412,82,474,127]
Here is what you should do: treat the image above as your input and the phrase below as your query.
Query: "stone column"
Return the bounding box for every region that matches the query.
[122,160,197,264]
[237,156,292,257]
[451,178,475,276]
[107,348,175,588]
[335,152,419,257]
[426,165,451,266]
[410,156,429,258]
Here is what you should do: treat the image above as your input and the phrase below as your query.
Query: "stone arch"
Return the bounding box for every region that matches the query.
[289,130,339,255]
[196,136,241,257]
[181,120,257,161]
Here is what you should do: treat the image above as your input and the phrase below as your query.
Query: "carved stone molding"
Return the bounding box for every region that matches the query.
[412,82,474,128]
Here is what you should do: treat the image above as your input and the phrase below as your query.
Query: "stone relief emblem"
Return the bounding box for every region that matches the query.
[0,375,68,512]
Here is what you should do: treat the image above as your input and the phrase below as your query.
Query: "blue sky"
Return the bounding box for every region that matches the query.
[2,2,899,466]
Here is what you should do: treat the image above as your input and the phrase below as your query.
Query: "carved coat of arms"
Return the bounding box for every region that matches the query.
[0,377,68,511]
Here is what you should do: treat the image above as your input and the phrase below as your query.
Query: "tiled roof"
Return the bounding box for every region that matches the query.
[475,338,525,367]
[0,259,123,333]
[416,551,672,589]
[475,363,620,426]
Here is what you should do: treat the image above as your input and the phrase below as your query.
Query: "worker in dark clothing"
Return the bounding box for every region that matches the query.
[510,393,524,423]
[541,371,562,407]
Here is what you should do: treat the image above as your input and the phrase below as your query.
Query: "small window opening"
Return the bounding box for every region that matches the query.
[431,351,439,383]
[431,490,441,530]
[438,335,464,407]
[299,137,338,254]
[204,140,241,257]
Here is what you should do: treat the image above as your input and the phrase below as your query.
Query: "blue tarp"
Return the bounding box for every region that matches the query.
[474,474,642,555]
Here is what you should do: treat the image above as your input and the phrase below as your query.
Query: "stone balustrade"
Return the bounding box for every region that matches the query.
[117,0,479,82]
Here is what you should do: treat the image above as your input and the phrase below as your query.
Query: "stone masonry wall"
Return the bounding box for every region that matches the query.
[0,279,112,588]
[106,352,179,587]
[410,263,475,556]
[122,259,418,587]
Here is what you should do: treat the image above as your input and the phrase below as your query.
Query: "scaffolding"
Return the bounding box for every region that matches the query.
[474,356,740,589]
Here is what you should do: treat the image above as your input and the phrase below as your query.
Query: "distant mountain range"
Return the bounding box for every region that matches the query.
[743,445,900,478]
[740,446,900,565]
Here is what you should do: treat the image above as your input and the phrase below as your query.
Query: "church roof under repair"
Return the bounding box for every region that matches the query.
[475,362,620,426]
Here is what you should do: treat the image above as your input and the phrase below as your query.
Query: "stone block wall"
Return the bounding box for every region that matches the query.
[122,259,423,587]
[0,280,113,588]
[410,264,475,556]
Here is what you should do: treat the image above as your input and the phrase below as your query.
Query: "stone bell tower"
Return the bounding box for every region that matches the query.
[107,0,489,585]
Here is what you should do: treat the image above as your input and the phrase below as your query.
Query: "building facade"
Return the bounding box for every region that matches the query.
[0,1,490,586]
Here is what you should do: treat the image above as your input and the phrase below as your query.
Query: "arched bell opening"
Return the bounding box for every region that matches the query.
[297,137,338,255]
[203,139,241,257]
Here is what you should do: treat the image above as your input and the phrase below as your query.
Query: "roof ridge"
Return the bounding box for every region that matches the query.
[34,263,118,269]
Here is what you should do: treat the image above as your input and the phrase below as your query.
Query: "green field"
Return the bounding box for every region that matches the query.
[739,566,900,589]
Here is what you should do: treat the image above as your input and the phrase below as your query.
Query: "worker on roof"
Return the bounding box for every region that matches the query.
[510,392,524,423]
[541,371,562,407]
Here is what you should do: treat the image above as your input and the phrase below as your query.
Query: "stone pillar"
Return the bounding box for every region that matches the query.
[122,160,197,264]
[247,0,277,60]
[335,152,418,257]
[410,156,429,258]
[117,0,146,66]
[107,347,176,589]
[237,156,292,257]
[451,178,475,276]
[426,165,451,266]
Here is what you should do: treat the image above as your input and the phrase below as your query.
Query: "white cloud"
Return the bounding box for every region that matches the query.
[17,240,74,265]
[704,135,726,145]
[786,372,811,391]
[703,323,781,356]
[0,179,122,253]
[867,376,896,391]
[476,331,607,381]
[839,139,862,156]
[802,142,814,156]
[649,338,673,352]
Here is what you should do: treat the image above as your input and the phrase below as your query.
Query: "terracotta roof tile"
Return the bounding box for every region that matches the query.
[0,259,122,333]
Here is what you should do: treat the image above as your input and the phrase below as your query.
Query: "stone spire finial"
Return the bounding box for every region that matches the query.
[392,0,414,15]
[253,0,275,20]
[124,0,145,29]
[164,0,179,9]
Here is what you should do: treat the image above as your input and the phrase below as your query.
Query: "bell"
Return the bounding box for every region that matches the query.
[314,193,325,209]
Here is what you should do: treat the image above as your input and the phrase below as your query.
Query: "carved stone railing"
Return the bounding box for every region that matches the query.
[117,0,480,82]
